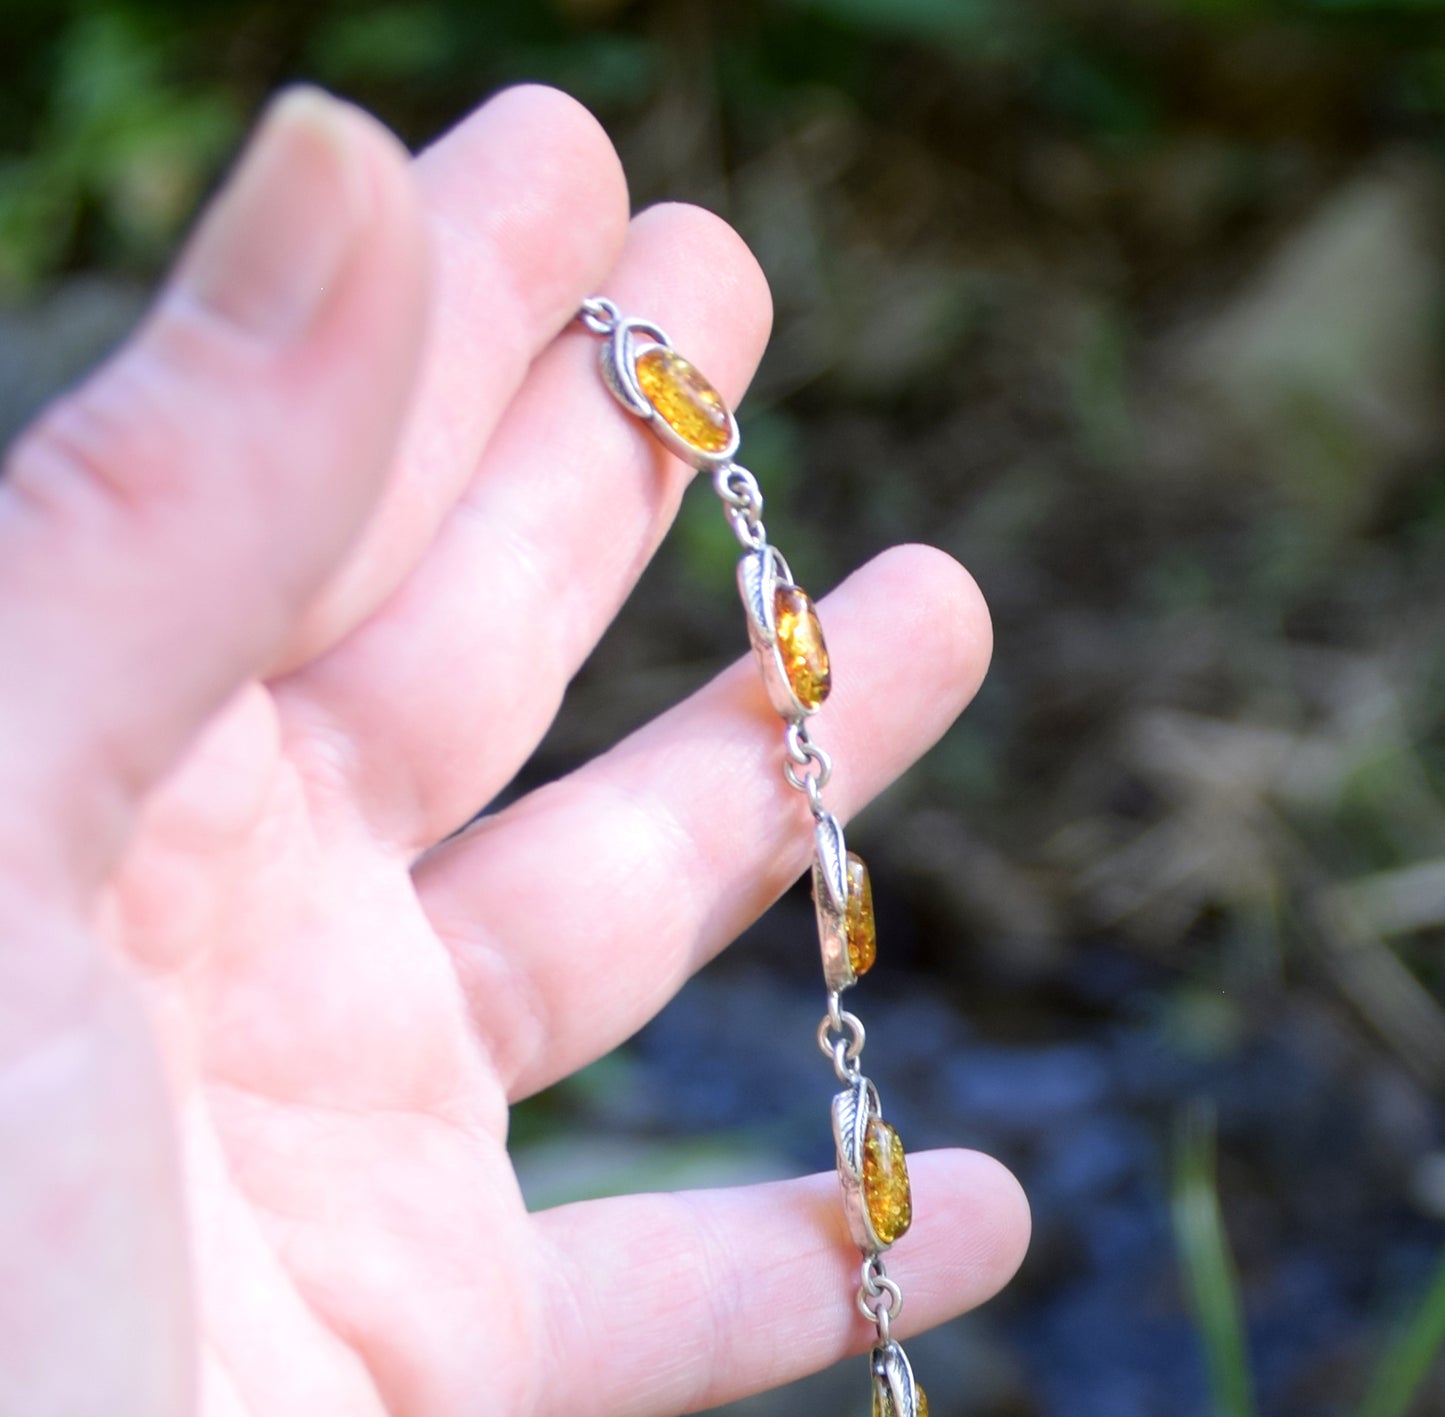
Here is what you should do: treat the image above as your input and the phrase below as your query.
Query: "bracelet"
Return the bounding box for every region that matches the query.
[578,295,928,1417]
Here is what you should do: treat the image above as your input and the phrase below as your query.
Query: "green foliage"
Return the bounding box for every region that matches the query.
[0,8,237,291]
[1172,1106,1258,1417]
[1175,1107,1445,1417]
[1357,1250,1445,1417]
[309,5,457,86]
[782,0,999,44]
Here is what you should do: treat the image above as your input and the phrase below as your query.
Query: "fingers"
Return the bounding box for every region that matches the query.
[530,1149,1030,1417]
[277,84,631,666]
[416,545,992,1099]
[0,88,428,897]
[279,199,773,851]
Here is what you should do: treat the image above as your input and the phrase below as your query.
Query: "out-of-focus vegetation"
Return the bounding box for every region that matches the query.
[4,1,1445,1413]
[1175,1107,1445,1417]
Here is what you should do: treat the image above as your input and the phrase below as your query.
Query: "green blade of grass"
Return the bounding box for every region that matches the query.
[1171,1103,1258,1417]
[1356,1246,1445,1417]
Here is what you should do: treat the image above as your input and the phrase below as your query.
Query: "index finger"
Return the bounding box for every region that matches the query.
[277,83,631,667]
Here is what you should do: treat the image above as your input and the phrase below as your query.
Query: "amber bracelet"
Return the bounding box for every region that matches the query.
[578,296,928,1417]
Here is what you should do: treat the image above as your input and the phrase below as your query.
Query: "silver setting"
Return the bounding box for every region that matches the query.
[599,316,668,418]
[871,1340,923,1417]
[598,318,740,471]
[832,1074,890,1253]
[813,811,855,991]
[737,545,821,720]
[737,543,781,649]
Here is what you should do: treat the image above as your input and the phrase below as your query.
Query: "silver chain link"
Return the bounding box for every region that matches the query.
[857,1254,904,1342]
[817,1007,866,1084]
[578,296,620,336]
[782,720,833,818]
[712,462,768,550]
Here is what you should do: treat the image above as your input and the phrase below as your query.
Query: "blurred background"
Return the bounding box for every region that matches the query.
[3,1,1445,1413]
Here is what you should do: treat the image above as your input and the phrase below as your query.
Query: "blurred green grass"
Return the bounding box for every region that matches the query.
[1175,1105,1445,1417]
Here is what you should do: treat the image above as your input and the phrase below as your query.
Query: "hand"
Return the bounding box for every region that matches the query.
[0,85,1028,1416]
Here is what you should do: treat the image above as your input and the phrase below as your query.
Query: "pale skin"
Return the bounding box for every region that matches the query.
[0,85,1029,1416]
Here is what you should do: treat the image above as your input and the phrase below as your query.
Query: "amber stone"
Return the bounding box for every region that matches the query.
[774,585,831,710]
[845,852,877,976]
[872,1381,928,1417]
[863,1119,912,1246]
[634,346,732,453]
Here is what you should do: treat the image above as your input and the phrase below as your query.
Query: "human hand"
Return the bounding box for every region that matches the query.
[0,85,1028,1416]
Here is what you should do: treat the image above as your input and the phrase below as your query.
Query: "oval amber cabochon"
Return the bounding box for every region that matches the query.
[862,1118,912,1246]
[773,585,831,710]
[844,851,877,976]
[634,346,733,454]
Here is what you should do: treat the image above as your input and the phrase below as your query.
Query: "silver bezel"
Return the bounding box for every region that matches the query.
[832,1077,888,1253]
[736,545,819,720]
[598,317,740,471]
[813,812,855,992]
[871,1341,923,1417]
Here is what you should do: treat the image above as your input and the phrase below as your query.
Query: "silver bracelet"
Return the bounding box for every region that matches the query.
[577,295,928,1417]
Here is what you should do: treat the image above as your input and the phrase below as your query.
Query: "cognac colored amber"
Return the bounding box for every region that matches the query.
[774,585,831,710]
[634,347,732,453]
[845,851,877,977]
[863,1119,912,1246]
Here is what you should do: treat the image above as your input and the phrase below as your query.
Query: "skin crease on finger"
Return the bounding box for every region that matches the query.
[0,82,1028,1417]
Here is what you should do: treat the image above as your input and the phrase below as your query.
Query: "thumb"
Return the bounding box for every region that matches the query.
[0,86,429,899]
[0,88,427,1415]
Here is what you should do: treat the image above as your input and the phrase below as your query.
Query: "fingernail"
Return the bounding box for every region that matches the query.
[177,87,371,346]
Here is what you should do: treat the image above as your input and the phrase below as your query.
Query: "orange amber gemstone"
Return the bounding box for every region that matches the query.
[634,347,732,453]
[845,852,877,976]
[863,1119,912,1246]
[774,586,831,710]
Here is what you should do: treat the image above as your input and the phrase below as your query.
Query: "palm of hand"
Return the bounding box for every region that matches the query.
[0,86,1026,1417]
[119,680,526,1415]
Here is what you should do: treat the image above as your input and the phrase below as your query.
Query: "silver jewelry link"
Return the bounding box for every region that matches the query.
[784,719,817,767]
[714,464,768,550]
[714,462,763,515]
[782,722,833,807]
[729,508,769,551]
[873,1302,892,1346]
[578,296,620,335]
[818,1008,866,1084]
[857,1254,904,1337]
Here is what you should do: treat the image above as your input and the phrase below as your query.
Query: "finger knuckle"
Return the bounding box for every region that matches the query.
[3,334,198,522]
